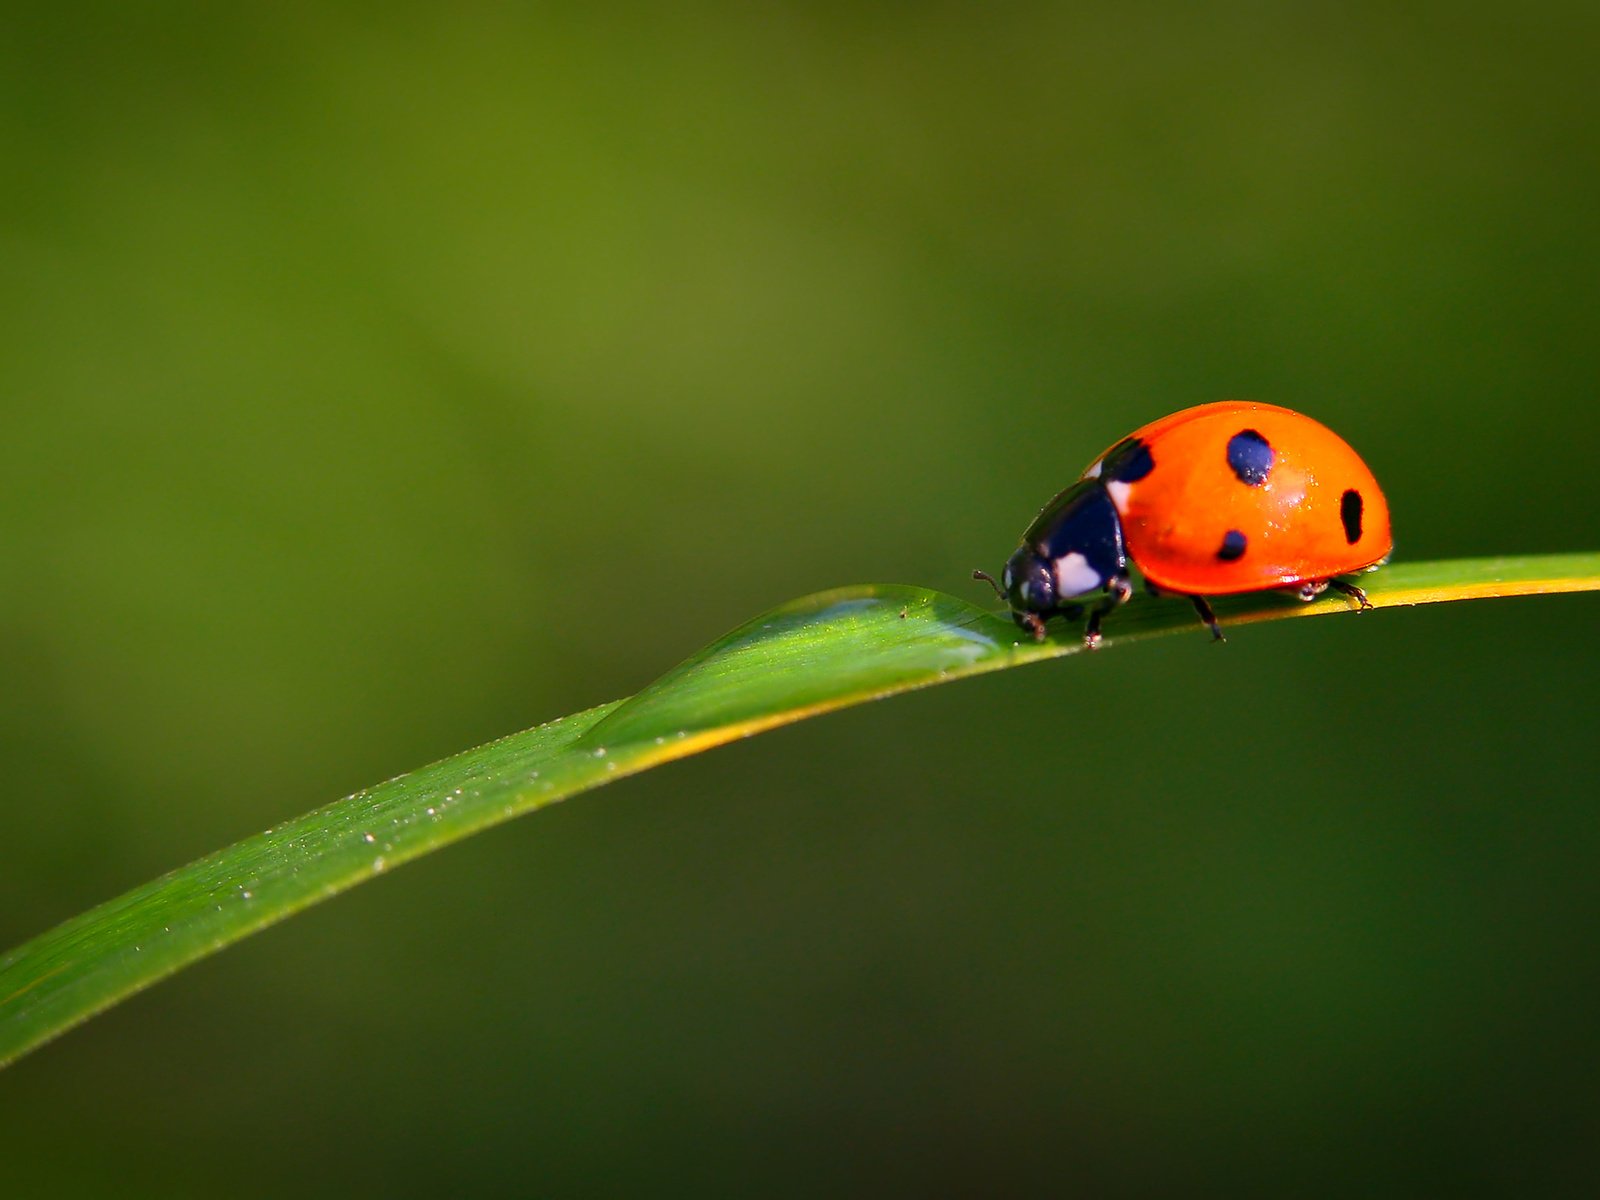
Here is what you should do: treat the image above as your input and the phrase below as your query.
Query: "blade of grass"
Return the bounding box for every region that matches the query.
[3,552,1597,1067]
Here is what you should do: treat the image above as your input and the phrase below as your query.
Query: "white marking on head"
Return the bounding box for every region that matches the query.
[1054,552,1102,598]
[1105,479,1132,512]
[1085,459,1103,479]
[1001,564,1014,590]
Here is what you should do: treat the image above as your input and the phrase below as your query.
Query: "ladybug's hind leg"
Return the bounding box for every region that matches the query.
[1328,578,1373,610]
[1189,595,1225,643]
[1083,574,1133,650]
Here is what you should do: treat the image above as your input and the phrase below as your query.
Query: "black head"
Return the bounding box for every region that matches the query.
[1000,548,1058,622]
[973,550,1056,639]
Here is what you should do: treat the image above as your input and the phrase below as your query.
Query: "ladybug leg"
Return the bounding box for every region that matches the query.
[1189,595,1226,643]
[1019,611,1049,642]
[1294,580,1329,602]
[1083,575,1133,650]
[1328,578,1373,610]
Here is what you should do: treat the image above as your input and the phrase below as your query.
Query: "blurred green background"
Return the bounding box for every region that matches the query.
[4,4,1599,1194]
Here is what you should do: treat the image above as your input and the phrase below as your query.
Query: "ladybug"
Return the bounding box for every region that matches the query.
[975,401,1392,645]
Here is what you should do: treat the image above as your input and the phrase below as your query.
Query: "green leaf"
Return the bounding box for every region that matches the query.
[3,553,1597,1067]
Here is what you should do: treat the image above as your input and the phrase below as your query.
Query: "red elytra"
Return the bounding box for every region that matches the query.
[1086,401,1391,595]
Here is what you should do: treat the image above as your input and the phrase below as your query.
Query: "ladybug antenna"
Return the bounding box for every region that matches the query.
[972,568,1006,601]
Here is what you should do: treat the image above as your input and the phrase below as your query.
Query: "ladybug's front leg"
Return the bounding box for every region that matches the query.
[1083,574,1133,649]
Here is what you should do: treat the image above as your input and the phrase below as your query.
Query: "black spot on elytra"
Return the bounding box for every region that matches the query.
[1341,489,1363,544]
[1217,529,1248,562]
[1226,429,1274,486]
[1102,438,1155,482]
